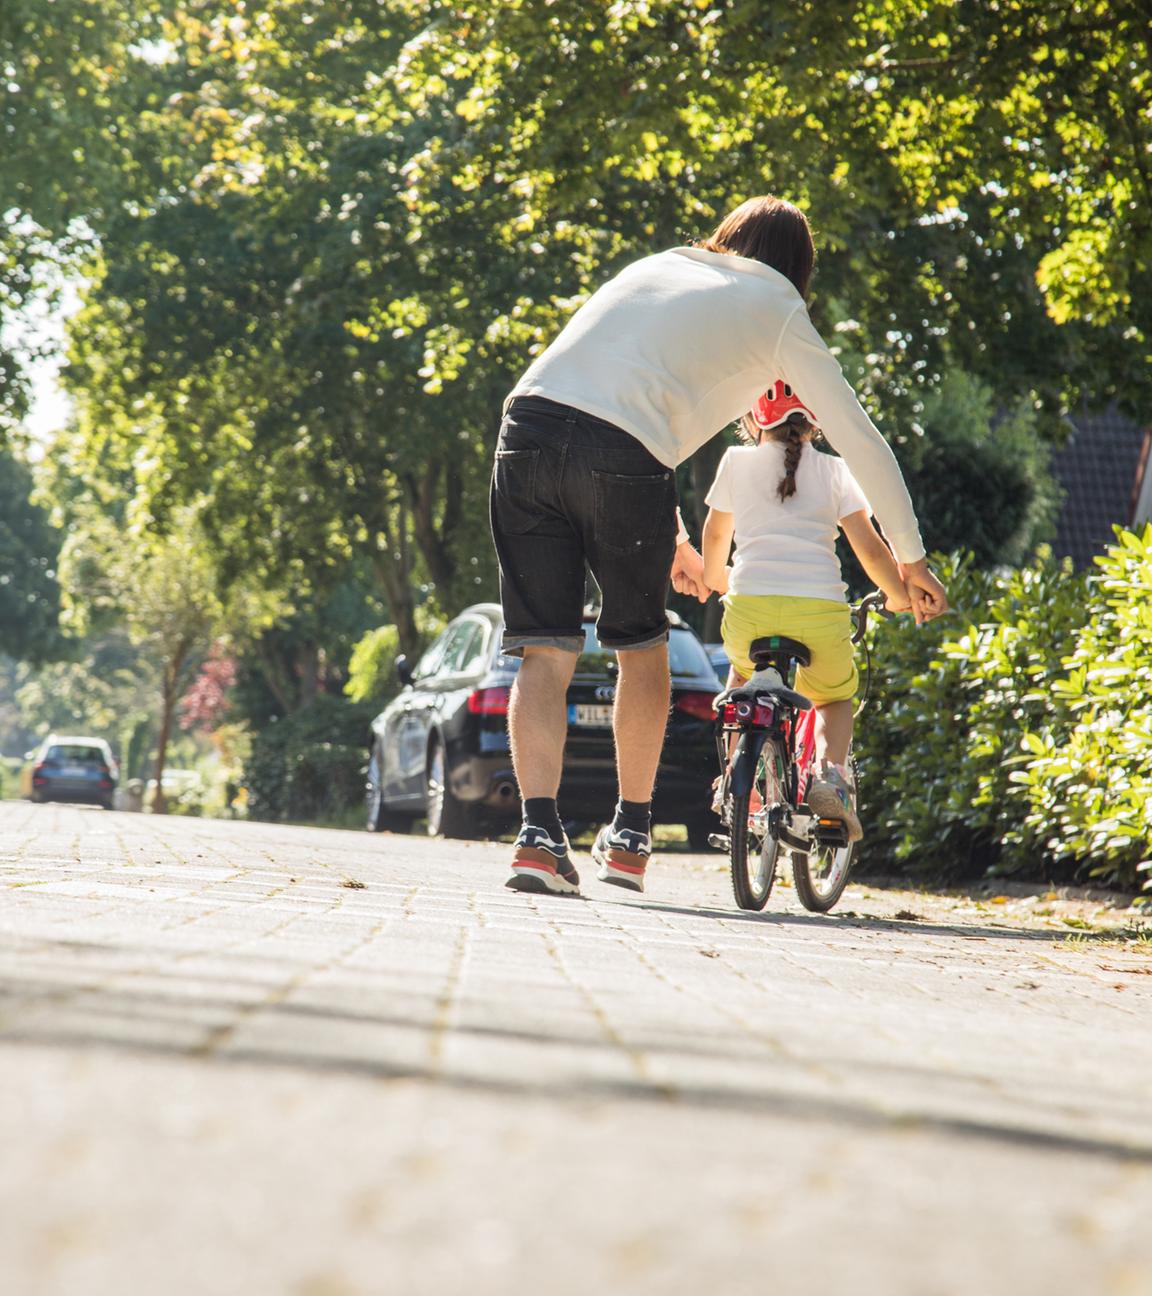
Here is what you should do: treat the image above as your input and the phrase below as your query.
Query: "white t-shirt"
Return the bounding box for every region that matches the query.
[508,245,925,564]
[705,441,869,603]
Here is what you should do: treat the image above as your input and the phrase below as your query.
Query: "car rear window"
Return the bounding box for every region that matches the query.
[46,745,105,764]
[576,625,712,676]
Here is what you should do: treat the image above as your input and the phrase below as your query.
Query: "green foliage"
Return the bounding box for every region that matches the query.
[1011,527,1152,885]
[243,695,375,824]
[902,373,1060,568]
[0,449,63,662]
[857,532,1152,891]
[345,626,402,706]
[344,604,446,705]
[835,368,1060,591]
[35,0,1151,675]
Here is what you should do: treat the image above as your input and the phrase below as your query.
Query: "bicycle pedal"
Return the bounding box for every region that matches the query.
[708,833,731,851]
[814,818,849,846]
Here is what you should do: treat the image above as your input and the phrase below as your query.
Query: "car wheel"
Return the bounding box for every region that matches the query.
[425,736,477,839]
[101,800,115,811]
[366,743,414,833]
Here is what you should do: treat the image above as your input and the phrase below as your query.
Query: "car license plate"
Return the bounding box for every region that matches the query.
[62,764,87,777]
[568,703,613,728]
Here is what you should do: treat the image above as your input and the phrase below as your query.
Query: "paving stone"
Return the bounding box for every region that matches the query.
[0,802,1150,1296]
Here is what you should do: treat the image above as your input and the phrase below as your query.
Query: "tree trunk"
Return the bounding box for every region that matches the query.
[255,636,296,713]
[403,457,461,598]
[151,644,190,814]
[372,555,420,659]
[297,641,320,703]
[151,682,176,814]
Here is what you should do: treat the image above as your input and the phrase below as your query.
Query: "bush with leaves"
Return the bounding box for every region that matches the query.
[855,534,1149,892]
[244,695,376,824]
[1009,526,1152,887]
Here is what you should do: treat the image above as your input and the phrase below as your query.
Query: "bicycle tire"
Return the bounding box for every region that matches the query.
[793,755,859,913]
[728,744,781,912]
[792,840,856,912]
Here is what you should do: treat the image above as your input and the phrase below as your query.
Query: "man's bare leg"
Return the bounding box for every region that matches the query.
[508,646,578,798]
[592,642,670,892]
[614,641,671,802]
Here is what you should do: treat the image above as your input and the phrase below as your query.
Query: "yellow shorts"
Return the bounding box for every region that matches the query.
[721,594,858,704]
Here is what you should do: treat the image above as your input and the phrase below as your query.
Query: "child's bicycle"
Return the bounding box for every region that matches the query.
[709,591,891,914]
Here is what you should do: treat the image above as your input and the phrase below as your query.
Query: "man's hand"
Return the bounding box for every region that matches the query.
[898,559,949,625]
[671,542,709,603]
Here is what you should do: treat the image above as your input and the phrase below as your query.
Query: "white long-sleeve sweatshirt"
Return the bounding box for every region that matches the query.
[507,245,926,564]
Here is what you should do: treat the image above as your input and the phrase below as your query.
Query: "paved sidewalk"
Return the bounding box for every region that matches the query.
[1,803,1150,1296]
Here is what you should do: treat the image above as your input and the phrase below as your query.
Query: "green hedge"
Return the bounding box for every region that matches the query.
[855,527,1151,893]
[244,695,376,824]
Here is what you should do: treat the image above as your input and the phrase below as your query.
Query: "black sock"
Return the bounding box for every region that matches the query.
[614,799,652,836]
[523,797,564,840]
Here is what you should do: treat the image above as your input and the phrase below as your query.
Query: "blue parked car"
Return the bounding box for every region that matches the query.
[21,735,118,810]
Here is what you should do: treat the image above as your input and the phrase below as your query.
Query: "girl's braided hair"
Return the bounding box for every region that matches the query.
[737,410,815,500]
[777,414,808,501]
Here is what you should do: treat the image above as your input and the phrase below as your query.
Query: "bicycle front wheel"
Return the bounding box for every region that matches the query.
[728,742,782,912]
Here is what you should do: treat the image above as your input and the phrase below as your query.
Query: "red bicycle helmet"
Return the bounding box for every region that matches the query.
[750,380,818,431]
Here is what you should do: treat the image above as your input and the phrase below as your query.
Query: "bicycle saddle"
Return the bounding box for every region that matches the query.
[749,635,812,669]
[720,666,812,712]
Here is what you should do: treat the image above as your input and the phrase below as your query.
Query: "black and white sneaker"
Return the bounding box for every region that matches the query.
[505,825,581,896]
[592,824,651,893]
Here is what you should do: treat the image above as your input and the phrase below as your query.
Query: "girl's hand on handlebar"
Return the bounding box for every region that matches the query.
[884,590,912,614]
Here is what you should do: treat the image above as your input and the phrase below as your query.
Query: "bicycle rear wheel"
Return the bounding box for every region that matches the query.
[793,753,859,912]
[792,840,856,912]
[728,742,782,912]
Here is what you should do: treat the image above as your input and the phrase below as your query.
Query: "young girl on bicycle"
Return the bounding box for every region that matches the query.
[701,382,910,840]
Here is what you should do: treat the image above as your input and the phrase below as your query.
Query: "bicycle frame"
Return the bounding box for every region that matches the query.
[715,591,889,845]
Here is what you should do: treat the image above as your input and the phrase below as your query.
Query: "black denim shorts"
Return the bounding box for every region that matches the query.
[490,396,678,655]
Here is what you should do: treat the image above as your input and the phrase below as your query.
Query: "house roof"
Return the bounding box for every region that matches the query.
[1051,407,1150,568]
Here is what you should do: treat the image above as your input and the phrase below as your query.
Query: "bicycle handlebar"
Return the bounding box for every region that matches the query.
[851,590,894,645]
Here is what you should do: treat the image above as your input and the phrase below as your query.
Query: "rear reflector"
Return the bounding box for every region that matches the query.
[721,700,774,727]
[468,686,512,716]
[674,691,719,721]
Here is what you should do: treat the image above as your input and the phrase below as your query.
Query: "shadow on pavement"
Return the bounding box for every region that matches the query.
[3,1021,1150,1168]
[597,895,1132,946]
[1,952,1150,1169]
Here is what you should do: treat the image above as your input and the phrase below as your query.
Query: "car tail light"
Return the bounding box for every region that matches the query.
[675,691,719,721]
[32,764,47,785]
[467,686,512,716]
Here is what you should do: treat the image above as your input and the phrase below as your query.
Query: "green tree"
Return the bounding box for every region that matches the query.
[58,507,276,811]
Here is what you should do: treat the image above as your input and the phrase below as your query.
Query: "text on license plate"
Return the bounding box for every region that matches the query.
[568,703,613,728]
